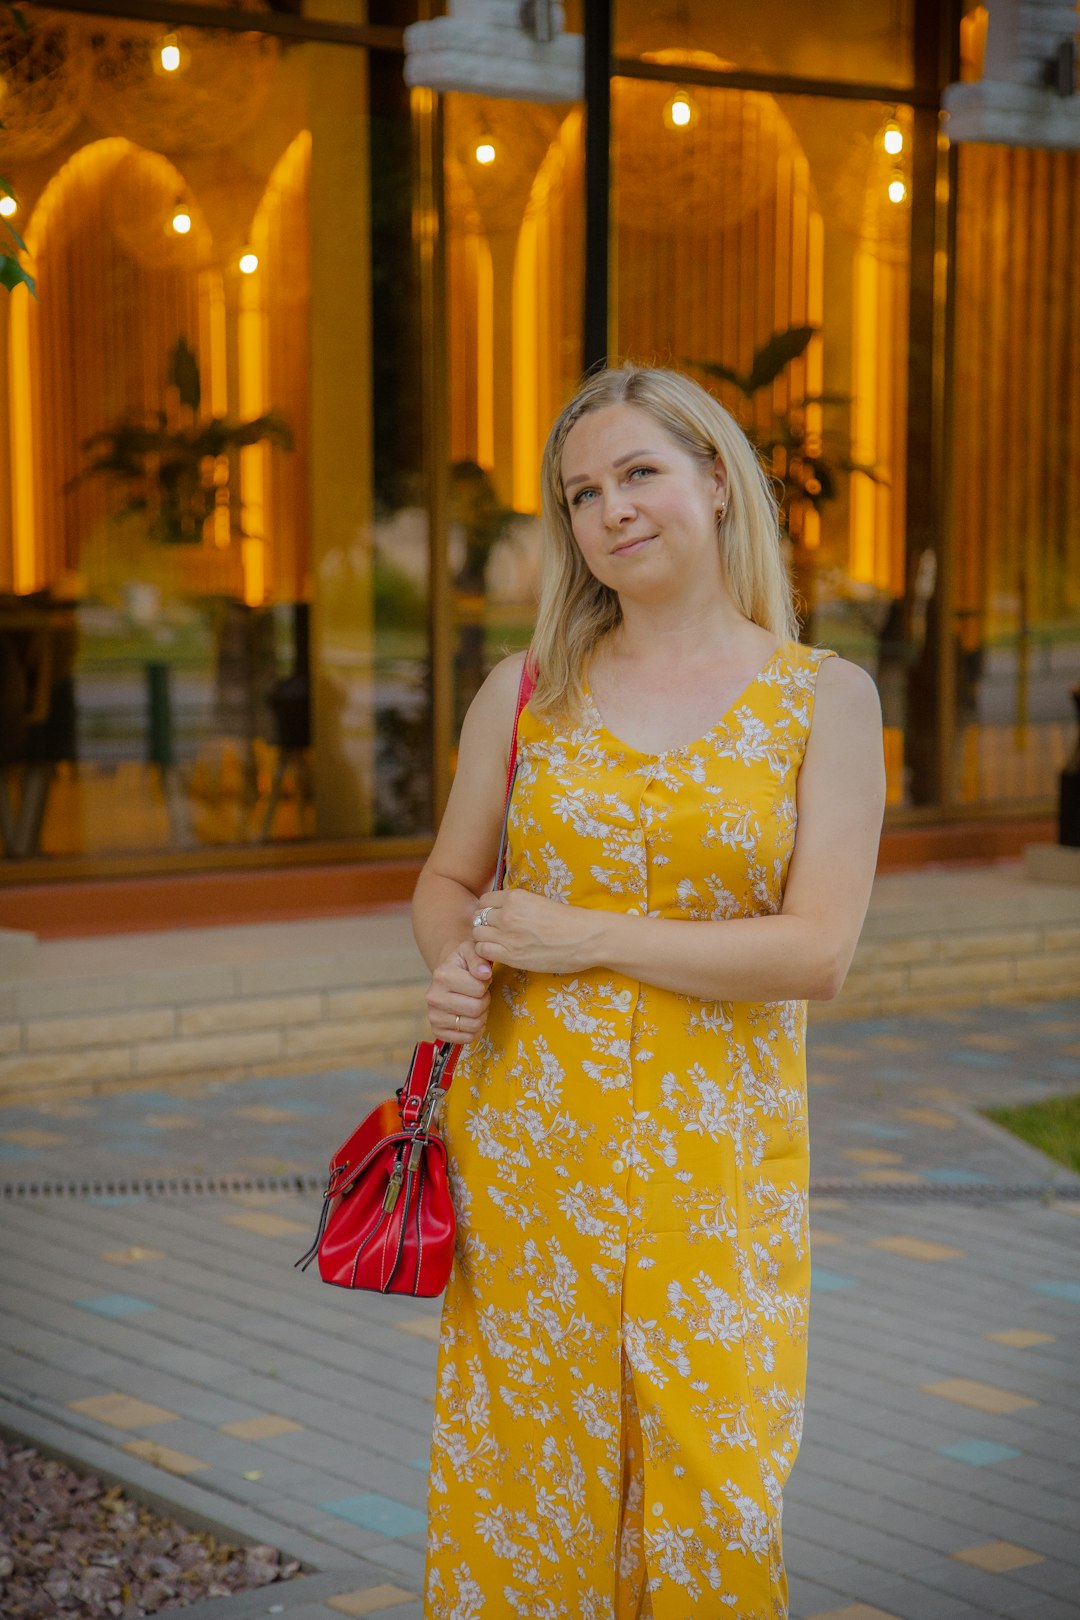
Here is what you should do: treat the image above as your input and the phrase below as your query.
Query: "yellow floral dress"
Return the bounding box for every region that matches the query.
[425,641,835,1620]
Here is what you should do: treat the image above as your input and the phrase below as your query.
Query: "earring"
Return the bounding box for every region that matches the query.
[717,503,727,521]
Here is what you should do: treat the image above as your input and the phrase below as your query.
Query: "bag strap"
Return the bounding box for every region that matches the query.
[430,657,535,1098]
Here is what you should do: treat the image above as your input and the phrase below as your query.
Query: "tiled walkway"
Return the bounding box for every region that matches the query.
[1,1000,1078,1620]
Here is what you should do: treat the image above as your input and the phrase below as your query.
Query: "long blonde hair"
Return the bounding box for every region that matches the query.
[529,364,797,720]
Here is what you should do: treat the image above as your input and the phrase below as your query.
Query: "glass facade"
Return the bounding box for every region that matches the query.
[1,5,429,865]
[1,0,1078,884]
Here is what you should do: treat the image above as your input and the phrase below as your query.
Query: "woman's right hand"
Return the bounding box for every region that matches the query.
[425,940,493,1044]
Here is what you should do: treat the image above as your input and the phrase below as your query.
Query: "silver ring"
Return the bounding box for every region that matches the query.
[455,1015,461,1031]
[473,907,491,928]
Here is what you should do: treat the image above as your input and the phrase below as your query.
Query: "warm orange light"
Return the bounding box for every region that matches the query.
[158,33,186,74]
[888,176,907,204]
[883,122,904,156]
[239,250,259,274]
[475,142,496,166]
[171,209,192,235]
[664,91,698,131]
[0,194,17,219]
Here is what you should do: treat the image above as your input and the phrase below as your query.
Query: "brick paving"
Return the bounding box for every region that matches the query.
[1,996,1078,1620]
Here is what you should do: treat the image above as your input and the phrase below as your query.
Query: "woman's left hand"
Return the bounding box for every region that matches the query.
[470,889,598,975]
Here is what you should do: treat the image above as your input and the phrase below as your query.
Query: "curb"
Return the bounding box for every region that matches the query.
[0,1394,408,1589]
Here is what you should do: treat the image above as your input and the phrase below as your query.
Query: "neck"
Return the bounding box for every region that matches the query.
[610,590,754,666]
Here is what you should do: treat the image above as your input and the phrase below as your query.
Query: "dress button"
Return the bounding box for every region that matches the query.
[611,1158,626,1175]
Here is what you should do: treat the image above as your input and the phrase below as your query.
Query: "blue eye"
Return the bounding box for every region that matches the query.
[570,488,596,507]
[628,465,657,480]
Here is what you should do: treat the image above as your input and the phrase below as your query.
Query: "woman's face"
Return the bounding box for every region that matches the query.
[560,404,727,601]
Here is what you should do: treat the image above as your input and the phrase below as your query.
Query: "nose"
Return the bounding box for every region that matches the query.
[600,482,636,528]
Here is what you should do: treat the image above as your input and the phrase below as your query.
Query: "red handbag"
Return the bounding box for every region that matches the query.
[297,662,536,1297]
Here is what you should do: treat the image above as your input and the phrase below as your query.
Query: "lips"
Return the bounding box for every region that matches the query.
[612,534,656,556]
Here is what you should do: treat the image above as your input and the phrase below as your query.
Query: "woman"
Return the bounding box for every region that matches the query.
[412,364,885,1619]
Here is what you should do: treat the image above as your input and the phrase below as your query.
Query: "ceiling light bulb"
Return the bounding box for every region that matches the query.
[883,123,904,156]
[888,177,907,204]
[239,251,259,274]
[0,194,16,219]
[158,32,186,73]
[664,91,698,131]
[171,209,192,235]
[670,96,692,127]
[475,141,496,166]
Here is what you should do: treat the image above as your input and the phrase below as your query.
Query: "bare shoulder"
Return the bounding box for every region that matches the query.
[812,654,882,728]
[459,650,529,751]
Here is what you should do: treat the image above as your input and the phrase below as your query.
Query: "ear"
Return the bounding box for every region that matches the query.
[711,455,728,509]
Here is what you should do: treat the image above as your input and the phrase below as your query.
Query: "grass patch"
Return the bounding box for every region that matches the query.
[985,1093,1080,1175]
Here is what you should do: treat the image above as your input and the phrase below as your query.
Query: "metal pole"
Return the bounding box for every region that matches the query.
[583,0,611,372]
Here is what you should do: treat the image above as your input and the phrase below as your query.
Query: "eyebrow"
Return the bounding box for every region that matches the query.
[563,449,663,492]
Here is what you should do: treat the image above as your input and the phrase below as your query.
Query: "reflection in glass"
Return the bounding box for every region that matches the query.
[0,8,429,862]
[612,76,913,803]
[950,141,1080,808]
[614,0,916,90]
[443,91,584,743]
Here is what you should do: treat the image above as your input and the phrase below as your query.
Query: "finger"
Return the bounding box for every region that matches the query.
[460,941,493,979]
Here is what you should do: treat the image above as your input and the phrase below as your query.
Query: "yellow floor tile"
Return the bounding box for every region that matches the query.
[917,1086,962,1102]
[842,1148,905,1166]
[143,1113,198,1130]
[985,1329,1056,1349]
[810,1045,860,1062]
[897,1107,958,1130]
[394,1316,441,1342]
[1056,1201,1080,1219]
[247,1157,310,1176]
[866,1035,925,1052]
[100,1246,167,1265]
[33,1102,96,1117]
[220,1415,303,1440]
[234,1105,302,1124]
[69,1393,178,1430]
[808,1073,839,1087]
[809,1197,849,1210]
[1062,1041,1080,1058]
[871,1236,966,1262]
[0,1128,67,1148]
[858,1169,924,1184]
[963,1033,1021,1051]
[224,1211,310,1237]
[952,1540,1045,1573]
[805,1606,902,1620]
[327,1587,418,1617]
[227,1190,291,1207]
[810,1230,846,1247]
[921,1377,1038,1414]
[121,1439,209,1475]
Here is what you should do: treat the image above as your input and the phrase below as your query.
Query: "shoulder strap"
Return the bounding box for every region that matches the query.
[494,659,535,891]
[431,657,535,1094]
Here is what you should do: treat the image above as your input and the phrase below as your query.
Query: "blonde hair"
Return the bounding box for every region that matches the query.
[529,363,797,720]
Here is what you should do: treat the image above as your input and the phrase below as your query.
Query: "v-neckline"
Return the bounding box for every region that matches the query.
[582,641,789,761]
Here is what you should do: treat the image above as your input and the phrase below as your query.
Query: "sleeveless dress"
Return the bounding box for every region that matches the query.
[425,641,835,1620]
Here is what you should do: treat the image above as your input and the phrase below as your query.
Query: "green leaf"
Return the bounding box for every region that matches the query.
[690,358,754,395]
[0,253,34,295]
[745,326,818,393]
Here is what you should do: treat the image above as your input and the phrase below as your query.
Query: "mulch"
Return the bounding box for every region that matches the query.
[0,1436,300,1617]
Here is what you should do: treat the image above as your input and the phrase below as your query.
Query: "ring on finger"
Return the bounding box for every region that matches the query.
[455,1014,461,1031]
[473,907,491,928]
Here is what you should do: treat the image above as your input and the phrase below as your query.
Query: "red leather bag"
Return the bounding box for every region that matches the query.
[297,663,535,1297]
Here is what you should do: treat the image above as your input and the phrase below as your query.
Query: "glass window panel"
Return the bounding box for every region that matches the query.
[612,80,914,807]
[443,90,583,741]
[0,7,428,865]
[614,0,916,91]
[949,142,1080,811]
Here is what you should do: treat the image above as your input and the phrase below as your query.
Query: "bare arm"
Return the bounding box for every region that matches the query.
[411,653,526,1040]
[471,657,886,1001]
